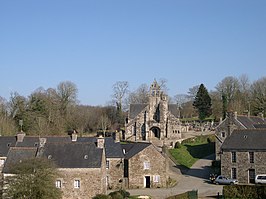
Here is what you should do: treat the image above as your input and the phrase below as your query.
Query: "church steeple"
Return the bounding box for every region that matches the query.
[150,79,161,97]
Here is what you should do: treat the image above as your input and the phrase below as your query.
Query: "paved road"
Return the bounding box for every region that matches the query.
[127,154,223,199]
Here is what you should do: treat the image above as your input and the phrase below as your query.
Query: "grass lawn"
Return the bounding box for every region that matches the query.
[169,135,215,168]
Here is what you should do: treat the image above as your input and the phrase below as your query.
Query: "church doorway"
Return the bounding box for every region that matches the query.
[150,127,161,139]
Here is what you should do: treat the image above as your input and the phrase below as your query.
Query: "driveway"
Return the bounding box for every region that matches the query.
[127,154,223,199]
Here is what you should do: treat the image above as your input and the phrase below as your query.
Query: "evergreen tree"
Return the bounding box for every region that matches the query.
[193,84,212,121]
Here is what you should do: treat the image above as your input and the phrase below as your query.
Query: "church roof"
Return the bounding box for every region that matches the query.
[129,104,148,119]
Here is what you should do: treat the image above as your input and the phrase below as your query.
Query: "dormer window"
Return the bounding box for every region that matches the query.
[221,132,225,138]
[48,155,52,159]
[84,155,88,159]
[7,143,11,147]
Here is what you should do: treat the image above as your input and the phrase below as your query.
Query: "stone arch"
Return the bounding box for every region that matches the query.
[150,127,161,139]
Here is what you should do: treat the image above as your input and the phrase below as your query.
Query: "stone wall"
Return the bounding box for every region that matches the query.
[107,158,124,190]
[58,168,106,199]
[221,151,266,184]
[128,145,167,189]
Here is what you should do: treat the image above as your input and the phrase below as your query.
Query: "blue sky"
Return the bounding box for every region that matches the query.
[0,0,265,106]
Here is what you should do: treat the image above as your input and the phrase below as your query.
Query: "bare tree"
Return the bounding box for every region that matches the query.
[112,81,129,111]
[56,81,78,116]
[125,83,149,109]
[250,77,266,116]
[98,114,111,136]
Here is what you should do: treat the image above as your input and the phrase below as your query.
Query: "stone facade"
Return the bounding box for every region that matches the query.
[125,80,182,147]
[125,144,167,189]
[215,112,265,160]
[58,167,107,199]
[221,151,266,184]
[106,157,124,190]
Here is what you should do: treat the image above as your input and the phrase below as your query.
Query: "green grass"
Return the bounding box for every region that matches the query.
[169,135,215,168]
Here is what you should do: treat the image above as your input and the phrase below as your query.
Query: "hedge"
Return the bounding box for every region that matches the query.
[223,185,266,199]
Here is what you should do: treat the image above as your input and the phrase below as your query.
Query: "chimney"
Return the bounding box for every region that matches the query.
[71,130,78,142]
[97,135,105,148]
[16,132,26,142]
[115,131,120,143]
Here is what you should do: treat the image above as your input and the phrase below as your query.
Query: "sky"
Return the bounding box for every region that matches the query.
[0,0,265,106]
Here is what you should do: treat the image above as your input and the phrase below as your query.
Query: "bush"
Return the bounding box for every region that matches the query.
[108,189,130,199]
[223,185,266,199]
[93,194,111,199]
[109,192,123,199]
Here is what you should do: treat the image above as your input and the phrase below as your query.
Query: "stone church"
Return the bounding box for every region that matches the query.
[125,80,182,147]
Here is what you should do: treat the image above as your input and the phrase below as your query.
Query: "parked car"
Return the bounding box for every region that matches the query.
[255,174,266,184]
[214,175,238,185]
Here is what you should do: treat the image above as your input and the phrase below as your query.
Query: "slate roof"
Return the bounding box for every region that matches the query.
[121,142,151,159]
[3,147,38,173]
[105,137,124,158]
[168,104,180,118]
[0,136,16,157]
[221,129,266,151]
[41,142,103,168]
[237,116,265,129]
[129,104,148,119]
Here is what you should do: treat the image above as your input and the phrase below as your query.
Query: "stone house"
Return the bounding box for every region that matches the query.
[220,129,266,184]
[1,133,107,199]
[40,139,107,199]
[125,80,182,147]
[215,112,265,160]
[122,142,168,189]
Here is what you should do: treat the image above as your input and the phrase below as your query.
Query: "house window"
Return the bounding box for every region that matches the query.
[221,132,225,138]
[231,152,236,163]
[106,160,110,169]
[249,152,254,163]
[74,180,80,188]
[153,175,160,183]
[232,168,237,179]
[143,162,150,170]
[55,180,62,188]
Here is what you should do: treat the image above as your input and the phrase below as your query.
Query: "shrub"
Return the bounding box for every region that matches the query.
[174,142,181,148]
[93,194,111,199]
[223,185,266,199]
[109,191,123,199]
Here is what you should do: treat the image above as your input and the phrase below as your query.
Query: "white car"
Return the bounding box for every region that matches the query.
[255,175,266,184]
[214,175,238,185]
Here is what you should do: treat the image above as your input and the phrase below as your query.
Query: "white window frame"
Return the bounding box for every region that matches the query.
[55,180,62,188]
[153,175,160,183]
[74,179,80,189]
[143,161,150,170]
